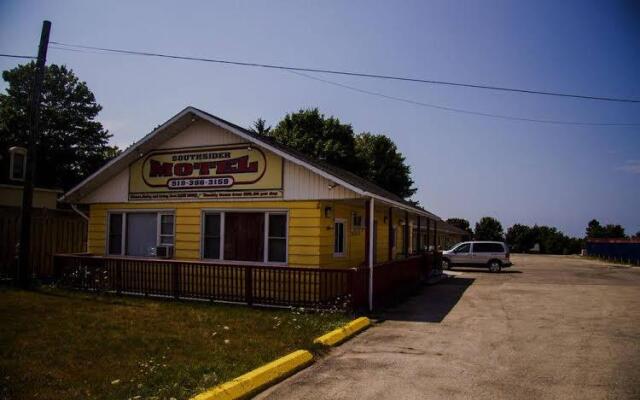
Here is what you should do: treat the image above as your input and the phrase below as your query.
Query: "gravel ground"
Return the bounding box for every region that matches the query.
[256,254,640,400]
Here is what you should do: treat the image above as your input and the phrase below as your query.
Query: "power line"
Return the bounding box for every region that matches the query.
[0,53,37,59]
[49,41,640,104]
[287,70,640,127]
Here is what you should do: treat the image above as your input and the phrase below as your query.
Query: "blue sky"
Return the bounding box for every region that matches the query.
[1,0,639,237]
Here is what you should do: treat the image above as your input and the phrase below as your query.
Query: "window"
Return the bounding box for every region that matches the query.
[473,243,504,253]
[454,243,471,254]
[106,211,174,257]
[9,147,27,181]
[201,211,288,264]
[202,213,221,259]
[159,214,175,245]
[267,213,287,262]
[334,219,346,256]
[127,213,157,256]
[108,213,124,255]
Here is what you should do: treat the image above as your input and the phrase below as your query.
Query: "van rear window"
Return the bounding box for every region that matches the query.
[474,243,504,253]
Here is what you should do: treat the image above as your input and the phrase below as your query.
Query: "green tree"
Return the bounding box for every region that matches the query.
[586,219,605,238]
[603,224,626,238]
[267,108,417,199]
[354,133,416,198]
[585,219,626,239]
[250,118,271,135]
[474,217,504,241]
[0,63,118,190]
[446,217,473,238]
[505,224,535,252]
[267,108,361,173]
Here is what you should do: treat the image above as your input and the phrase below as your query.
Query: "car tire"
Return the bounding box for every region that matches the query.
[488,260,502,273]
[442,259,451,270]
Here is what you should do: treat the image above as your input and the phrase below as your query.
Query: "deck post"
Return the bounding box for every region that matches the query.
[368,197,374,312]
[404,211,409,257]
[245,265,253,306]
[417,216,421,253]
[388,207,393,261]
[433,220,438,250]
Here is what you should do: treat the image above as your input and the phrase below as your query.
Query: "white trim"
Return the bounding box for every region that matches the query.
[106,209,176,256]
[201,208,289,266]
[8,147,27,182]
[333,218,347,257]
[157,213,175,246]
[61,106,440,220]
[61,108,197,202]
[70,204,89,221]
[266,211,288,264]
[106,211,126,256]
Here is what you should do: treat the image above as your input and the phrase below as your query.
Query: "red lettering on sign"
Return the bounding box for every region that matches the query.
[174,163,193,176]
[216,156,258,174]
[149,159,174,177]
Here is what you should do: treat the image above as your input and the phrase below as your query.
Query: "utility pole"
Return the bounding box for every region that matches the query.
[18,20,51,288]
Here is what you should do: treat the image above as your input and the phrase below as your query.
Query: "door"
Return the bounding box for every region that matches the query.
[224,212,264,262]
[450,242,472,265]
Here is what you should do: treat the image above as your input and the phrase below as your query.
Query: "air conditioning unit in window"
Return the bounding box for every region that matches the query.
[156,245,174,259]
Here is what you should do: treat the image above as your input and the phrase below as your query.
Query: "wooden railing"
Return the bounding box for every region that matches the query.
[54,254,355,309]
[53,252,442,311]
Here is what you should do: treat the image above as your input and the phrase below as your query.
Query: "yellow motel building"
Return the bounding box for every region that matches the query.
[60,107,466,309]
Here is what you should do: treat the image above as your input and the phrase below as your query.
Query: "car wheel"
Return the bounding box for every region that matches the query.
[488,260,502,273]
[442,259,451,270]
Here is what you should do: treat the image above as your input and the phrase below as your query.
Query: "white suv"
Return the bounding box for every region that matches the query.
[442,241,512,273]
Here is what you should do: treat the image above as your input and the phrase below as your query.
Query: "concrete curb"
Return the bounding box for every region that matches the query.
[313,317,371,346]
[191,350,313,400]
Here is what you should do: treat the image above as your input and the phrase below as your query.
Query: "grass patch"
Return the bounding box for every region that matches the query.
[0,287,349,400]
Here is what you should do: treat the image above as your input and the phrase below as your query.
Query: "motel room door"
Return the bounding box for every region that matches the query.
[224,212,265,262]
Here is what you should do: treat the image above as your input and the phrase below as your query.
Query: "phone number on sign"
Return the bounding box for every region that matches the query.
[167,177,234,189]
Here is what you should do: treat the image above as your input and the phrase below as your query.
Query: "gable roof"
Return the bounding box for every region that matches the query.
[62,106,441,220]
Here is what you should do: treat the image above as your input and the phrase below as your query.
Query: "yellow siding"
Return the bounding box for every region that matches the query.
[88,199,421,268]
[89,200,323,267]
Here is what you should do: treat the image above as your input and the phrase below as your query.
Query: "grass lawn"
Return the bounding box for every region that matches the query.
[0,287,349,400]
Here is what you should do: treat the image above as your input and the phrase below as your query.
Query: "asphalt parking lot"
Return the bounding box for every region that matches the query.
[257,254,640,400]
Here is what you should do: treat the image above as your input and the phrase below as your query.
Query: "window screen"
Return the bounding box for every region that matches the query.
[108,213,123,255]
[268,213,287,262]
[126,213,157,257]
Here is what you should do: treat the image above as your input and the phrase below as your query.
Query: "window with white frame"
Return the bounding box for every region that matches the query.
[107,211,175,257]
[201,211,288,264]
[334,219,346,256]
[9,146,27,181]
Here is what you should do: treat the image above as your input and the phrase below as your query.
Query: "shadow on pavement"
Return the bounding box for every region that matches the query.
[374,277,475,323]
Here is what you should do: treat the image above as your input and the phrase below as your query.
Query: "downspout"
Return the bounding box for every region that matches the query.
[368,197,374,312]
[70,203,89,221]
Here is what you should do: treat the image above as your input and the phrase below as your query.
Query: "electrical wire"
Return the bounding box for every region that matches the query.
[286,70,640,127]
[49,41,640,104]
[0,53,37,59]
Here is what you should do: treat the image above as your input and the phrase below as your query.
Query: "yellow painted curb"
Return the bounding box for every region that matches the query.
[313,317,371,346]
[191,350,313,400]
